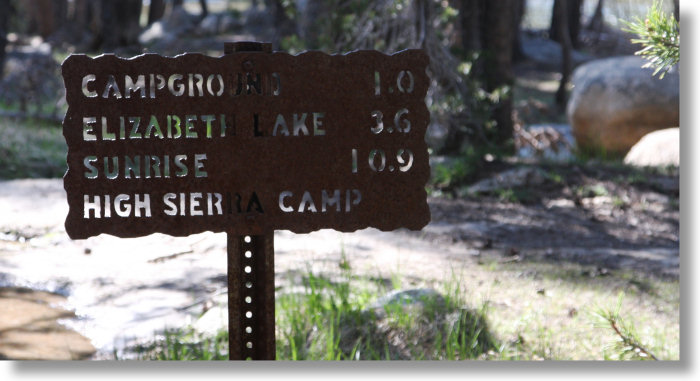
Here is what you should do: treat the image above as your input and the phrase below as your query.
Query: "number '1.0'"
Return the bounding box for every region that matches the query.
[374,70,415,96]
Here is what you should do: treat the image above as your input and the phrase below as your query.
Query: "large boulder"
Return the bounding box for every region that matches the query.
[567,56,679,156]
[624,128,679,167]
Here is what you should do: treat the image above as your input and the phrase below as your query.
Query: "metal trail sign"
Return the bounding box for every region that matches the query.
[62,48,431,240]
[62,42,431,359]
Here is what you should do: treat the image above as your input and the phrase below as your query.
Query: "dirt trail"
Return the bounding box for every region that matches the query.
[0,287,95,360]
[0,171,679,359]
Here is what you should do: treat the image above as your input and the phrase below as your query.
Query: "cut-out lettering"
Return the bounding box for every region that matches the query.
[278,190,362,213]
[298,191,317,213]
[194,154,207,178]
[83,117,97,141]
[129,117,142,139]
[102,75,122,99]
[83,156,98,179]
[351,149,358,173]
[124,75,146,99]
[124,156,140,179]
[83,195,101,218]
[397,149,414,172]
[293,113,309,136]
[104,157,119,179]
[246,192,264,213]
[397,70,414,93]
[149,74,166,98]
[168,115,182,138]
[86,154,206,179]
[168,74,185,96]
[188,73,204,97]
[201,115,215,138]
[271,72,281,96]
[345,189,362,212]
[322,190,341,212]
[272,112,326,136]
[82,74,97,98]
[101,116,115,140]
[144,115,163,139]
[185,115,198,138]
[370,111,383,134]
[369,149,386,172]
[279,191,293,212]
[394,108,410,133]
[272,114,289,136]
[83,194,151,218]
[206,74,225,96]
[164,192,224,216]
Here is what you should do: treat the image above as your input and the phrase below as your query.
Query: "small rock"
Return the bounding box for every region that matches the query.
[371,288,446,318]
[582,196,612,208]
[624,128,679,168]
[546,198,575,209]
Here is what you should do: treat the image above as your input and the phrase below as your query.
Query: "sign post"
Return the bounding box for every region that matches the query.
[224,42,276,360]
[61,41,431,360]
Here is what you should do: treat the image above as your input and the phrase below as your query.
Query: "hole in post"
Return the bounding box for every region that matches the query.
[245,296,252,303]
[246,311,253,318]
[245,251,252,258]
[244,266,252,273]
[246,342,253,349]
[246,326,252,334]
[244,236,251,243]
[245,281,253,288]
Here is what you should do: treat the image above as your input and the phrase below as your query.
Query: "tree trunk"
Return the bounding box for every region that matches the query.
[512,0,526,62]
[148,0,166,25]
[673,0,679,22]
[550,0,582,48]
[454,0,516,154]
[483,0,515,150]
[199,0,209,18]
[0,0,9,79]
[98,0,142,49]
[554,0,573,111]
[297,0,330,49]
[266,0,296,49]
[587,0,604,33]
[23,0,67,38]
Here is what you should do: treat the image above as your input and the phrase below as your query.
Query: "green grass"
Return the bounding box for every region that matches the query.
[126,258,678,361]
[275,267,498,360]
[130,328,229,360]
[0,117,67,179]
[129,266,500,361]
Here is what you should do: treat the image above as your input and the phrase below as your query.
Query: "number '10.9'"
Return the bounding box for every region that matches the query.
[351,148,414,173]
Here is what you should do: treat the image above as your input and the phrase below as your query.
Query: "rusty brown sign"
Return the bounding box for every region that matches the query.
[61,49,430,239]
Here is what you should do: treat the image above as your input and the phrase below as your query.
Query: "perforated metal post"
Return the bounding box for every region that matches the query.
[225,41,276,360]
[227,233,275,360]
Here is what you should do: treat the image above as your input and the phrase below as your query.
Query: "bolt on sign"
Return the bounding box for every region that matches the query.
[62,50,431,239]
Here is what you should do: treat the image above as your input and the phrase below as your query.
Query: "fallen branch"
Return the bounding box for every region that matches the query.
[148,250,195,263]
